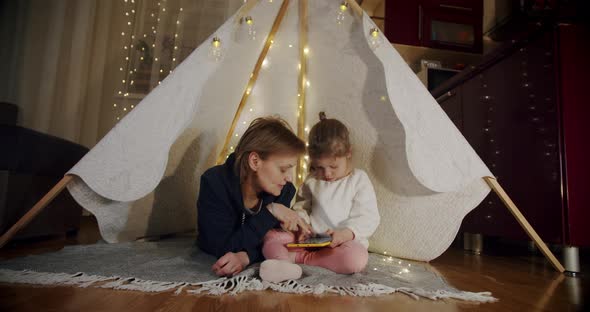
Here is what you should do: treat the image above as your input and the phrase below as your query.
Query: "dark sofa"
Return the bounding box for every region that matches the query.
[0,102,88,240]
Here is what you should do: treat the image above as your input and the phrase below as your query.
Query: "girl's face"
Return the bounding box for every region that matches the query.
[310,154,351,182]
[250,152,298,196]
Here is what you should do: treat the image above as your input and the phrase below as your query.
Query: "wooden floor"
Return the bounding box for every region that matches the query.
[0,217,588,312]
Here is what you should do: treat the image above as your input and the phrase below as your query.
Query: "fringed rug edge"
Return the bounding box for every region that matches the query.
[0,268,497,302]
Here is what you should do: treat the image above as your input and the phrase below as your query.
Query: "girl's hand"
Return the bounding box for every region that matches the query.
[326,228,354,248]
[267,203,312,236]
[212,251,250,277]
[295,227,312,242]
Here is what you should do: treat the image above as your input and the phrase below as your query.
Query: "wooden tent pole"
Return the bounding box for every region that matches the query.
[345,0,364,17]
[0,175,74,248]
[295,0,308,186]
[216,0,292,164]
[483,176,565,273]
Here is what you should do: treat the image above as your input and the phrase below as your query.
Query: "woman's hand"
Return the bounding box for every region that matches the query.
[267,203,312,235]
[212,251,250,277]
[326,228,354,248]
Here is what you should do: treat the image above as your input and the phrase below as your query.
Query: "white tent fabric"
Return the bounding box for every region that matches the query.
[67,0,492,261]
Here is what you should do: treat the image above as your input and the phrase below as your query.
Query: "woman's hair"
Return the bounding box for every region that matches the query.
[234,116,305,180]
[308,112,351,159]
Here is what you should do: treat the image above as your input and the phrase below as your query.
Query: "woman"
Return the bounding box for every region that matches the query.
[197,116,312,277]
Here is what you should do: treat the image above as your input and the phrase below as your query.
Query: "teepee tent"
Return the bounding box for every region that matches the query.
[0,0,563,271]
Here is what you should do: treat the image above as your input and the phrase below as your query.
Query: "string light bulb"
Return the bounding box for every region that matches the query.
[336,1,349,24]
[368,27,384,50]
[237,16,257,42]
[209,36,223,61]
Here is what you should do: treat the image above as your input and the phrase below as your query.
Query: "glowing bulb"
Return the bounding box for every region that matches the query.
[245,16,253,25]
[113,103,117,107]
[368,28,384,50]
[212,37,221,48]
[303,47,309,55]
[371,28,379,38]
[209,37,223,61]
[336,2,350,24]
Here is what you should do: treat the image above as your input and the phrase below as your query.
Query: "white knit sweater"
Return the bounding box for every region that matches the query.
[293,169,380,248]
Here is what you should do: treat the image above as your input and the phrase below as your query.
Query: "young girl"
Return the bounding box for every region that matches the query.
[259,112,380,283]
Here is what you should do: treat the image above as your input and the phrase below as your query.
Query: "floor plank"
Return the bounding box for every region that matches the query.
[0,217,588,311]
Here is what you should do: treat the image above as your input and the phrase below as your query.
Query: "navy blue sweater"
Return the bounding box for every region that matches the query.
[196,153,296,263]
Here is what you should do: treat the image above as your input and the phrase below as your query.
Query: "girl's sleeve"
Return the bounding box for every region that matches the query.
[339,171,380,240]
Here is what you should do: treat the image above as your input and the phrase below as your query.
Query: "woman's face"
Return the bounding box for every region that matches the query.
[251,153,298,196]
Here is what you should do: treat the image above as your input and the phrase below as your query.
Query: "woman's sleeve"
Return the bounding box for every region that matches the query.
[339,172,380,240]
[197,174,279,263]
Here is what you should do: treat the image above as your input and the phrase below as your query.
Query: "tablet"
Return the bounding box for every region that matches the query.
[286,235,332,248]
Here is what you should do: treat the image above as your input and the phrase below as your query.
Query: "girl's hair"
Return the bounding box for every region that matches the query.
[234,116,305,180]
[308,112,351,159]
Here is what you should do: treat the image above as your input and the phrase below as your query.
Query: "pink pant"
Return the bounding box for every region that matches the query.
[262,229,368,274]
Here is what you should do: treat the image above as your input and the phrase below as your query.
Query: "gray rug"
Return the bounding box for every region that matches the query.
[0,237,495,302]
